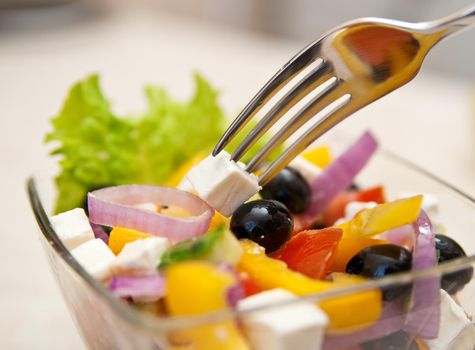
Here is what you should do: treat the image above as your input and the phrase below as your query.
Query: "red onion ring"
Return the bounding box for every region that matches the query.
[382,225,414,250]
[109,274,165,301]
[88,185,214,242]
[217,262,245,307]
[403,210,440,339]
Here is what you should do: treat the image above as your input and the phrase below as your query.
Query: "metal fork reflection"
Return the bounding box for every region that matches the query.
[213,3,475,185]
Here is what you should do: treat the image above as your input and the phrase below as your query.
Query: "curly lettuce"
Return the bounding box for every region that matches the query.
[46,74,281,213]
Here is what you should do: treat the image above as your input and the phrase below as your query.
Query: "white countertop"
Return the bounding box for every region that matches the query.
[1,6,474,349]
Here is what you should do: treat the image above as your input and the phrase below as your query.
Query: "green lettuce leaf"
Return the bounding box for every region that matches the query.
[46,73,282,214]
[46,75,136,213]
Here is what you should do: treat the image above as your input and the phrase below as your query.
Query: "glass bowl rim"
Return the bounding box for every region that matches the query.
[27,149,475,332]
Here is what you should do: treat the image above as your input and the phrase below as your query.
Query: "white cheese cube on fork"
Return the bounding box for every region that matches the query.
[71,239,115,281]
[177,177,195,192]
[50,208,95,250]
[111,237,170,275]
[238,289,328,350]
[185,151,261,216]
[425,289,475,350]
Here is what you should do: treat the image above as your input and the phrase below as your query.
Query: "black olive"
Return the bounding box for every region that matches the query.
[260,167,311,213]
[346,244,413,301]
[435,234,473,294]
[230,200,293,253]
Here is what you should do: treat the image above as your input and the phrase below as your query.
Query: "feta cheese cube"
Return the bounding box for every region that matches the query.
[238,289,328,350]
[425,289,475,350]
[445,323,475,350]
[50,208,95,250]
[111,237,170,275]
[185,151,261,216]
[71,239,115,280]
[289,156,322,183]
[453,279,475,320]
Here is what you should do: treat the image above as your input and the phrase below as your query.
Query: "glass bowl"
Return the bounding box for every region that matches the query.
[27,142,475,350]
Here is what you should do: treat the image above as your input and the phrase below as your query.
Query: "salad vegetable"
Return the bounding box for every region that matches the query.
[165,261,250,349]
[338,195,423,238]
[322,185,385,226]
[158,226,242,269]
[109,274,165,302]
[108,226,151,255]
[237,239,383,330]
[307,131,378,217]
[272,228,343,279]
[301,144,333,168]
[88,185,214,242]
[45,75,475,350]
[403,210,440,339]
[46,74,281,214]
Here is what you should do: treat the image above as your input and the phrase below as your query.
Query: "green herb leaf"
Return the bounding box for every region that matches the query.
[158,226,224,269]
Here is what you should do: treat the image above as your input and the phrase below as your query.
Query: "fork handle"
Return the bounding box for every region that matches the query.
[425,3,475,40]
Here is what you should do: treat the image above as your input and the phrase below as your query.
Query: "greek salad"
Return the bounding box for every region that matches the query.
[45,75,475,350]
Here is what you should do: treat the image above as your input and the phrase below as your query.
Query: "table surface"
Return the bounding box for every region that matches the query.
[1,6,474,349]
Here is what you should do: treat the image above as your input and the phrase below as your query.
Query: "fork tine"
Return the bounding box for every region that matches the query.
[245,77,342,173]
[230,60,334,162]
[258,94,353,186]
[212,45,322,156]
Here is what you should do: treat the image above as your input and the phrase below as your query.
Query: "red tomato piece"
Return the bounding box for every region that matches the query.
[238,271,262,297]
[272,228,343,280]
[323,186,385,226]
[291,213,322,236]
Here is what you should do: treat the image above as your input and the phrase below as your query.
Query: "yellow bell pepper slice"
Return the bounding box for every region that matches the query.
[165,261,250,350]
[238,240,382,331]
[338,195,423,237]
[302,145,332,168]
[208,211,230,230]
[238,240,332,294]
[108,227,151,255]
[165,151,207,187]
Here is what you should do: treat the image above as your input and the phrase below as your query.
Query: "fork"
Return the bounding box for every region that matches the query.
[213,4,475,186]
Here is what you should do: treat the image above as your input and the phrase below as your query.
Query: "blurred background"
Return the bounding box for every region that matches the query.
[1,1,475,349]
[2,0,475,77]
